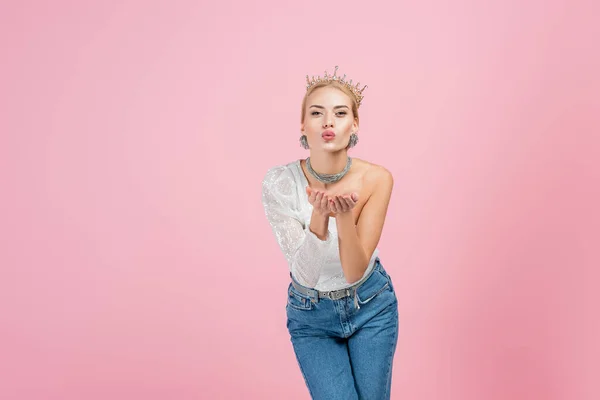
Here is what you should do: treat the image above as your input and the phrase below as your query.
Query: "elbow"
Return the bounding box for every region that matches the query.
[344,261,371,284]
[345,270,365,285]
[345,276,362,285]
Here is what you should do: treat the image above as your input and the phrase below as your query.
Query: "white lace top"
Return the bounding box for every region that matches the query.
[261,159,378,290]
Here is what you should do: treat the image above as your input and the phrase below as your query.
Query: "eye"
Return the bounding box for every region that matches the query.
[310,111,347,116]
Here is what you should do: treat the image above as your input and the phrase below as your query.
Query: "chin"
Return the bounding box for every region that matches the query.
[321,145,344,152]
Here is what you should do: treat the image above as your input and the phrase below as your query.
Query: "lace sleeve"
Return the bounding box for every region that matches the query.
[261,165,335,287]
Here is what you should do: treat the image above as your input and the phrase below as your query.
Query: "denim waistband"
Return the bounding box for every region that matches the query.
[290,258,381,303]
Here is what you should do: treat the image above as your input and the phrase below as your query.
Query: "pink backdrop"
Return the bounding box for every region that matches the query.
[1,1,598,399]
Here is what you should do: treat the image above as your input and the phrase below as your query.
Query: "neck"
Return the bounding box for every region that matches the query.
[308,151,349,174]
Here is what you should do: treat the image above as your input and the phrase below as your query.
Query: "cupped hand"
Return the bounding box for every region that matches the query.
[306,187,332,216]
[328,192,359,214]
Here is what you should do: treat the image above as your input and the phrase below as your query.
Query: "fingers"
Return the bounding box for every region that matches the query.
[338,196,350,211]
[341,195,356,209]
[307,187,323,206]
[330,194,358,213]
[311,190,329,214]
[320,192,329,210]
[315,191,322,205]
[328,196,338,213]
[332,195,344,213]
[308,187,360,215]
[308,187,317,203]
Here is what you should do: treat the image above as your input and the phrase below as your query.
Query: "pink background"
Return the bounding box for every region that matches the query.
[1,1,598,399]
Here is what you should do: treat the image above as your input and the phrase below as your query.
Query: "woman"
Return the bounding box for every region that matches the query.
[261,66,398,400]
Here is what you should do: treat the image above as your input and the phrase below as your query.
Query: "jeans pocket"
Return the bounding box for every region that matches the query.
[356,269,391,305]
[287,284,313,311]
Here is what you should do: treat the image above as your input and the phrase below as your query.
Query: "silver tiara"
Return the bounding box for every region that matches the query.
[305,66,368,108]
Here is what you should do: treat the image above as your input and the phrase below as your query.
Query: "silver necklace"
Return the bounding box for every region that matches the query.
[305,156,352,183]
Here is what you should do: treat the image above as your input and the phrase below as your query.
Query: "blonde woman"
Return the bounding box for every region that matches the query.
[262,66,398,400]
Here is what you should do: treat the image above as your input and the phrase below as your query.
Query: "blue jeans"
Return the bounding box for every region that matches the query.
[286,258,399,400]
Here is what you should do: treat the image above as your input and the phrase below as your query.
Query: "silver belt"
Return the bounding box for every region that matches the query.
[291,280,355,300]
[290,261,378,302]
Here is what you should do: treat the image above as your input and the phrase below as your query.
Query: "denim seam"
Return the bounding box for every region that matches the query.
[332,299,347,337]
[293,345,315,399]
[287,299,312,311]
[384,303,399,399]
[287,290,312,311]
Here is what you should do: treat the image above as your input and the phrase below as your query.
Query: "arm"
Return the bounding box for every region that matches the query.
[309,209,330,240]
[336,168,394,283]
[261,166,335,287]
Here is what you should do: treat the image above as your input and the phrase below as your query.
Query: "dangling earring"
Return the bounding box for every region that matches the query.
[347,131,359,149]
[299,134,309,149]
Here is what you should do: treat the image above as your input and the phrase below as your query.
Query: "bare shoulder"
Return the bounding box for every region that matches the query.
[353,158,393,187]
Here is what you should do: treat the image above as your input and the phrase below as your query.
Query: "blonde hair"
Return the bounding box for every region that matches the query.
[300,81,360,125]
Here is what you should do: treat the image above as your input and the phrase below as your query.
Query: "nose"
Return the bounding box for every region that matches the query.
[324,118,333,128]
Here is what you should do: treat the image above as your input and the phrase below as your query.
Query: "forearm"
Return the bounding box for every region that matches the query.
[309,209,329,240]
[335,213,369,284]
[290,210,332,287]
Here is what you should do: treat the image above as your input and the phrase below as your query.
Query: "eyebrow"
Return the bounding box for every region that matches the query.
[309,105,349,109]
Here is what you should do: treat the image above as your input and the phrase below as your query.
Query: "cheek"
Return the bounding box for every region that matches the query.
[341,124,353,133]
[309,121,324,131]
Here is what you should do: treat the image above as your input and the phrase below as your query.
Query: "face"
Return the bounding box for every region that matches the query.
[301,86,358,152]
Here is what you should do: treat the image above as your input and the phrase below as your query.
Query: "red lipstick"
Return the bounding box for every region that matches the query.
[322,130,335,140]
